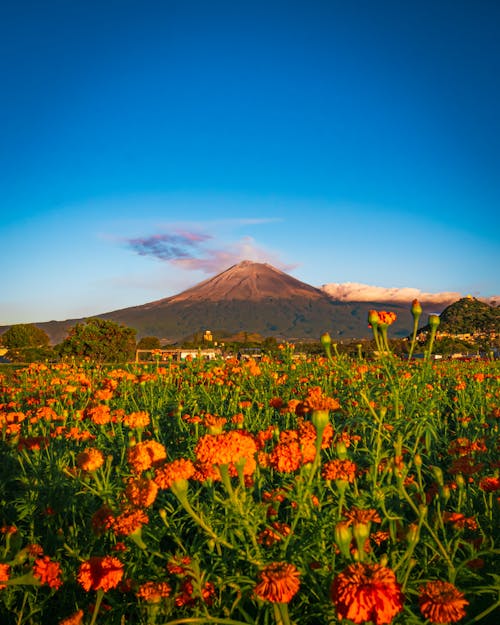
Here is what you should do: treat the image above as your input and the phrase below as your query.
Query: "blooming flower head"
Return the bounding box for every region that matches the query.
[136,580,171,603]
[112,508,149,536]
[419,580,469,624]
[254,562,301,604]
[154,458,195,489]
[322,459,357,483]
[330,562,404,624]
[0,563,10,589]
[76,447,105,472]
[33,555,63,589]
[58,609,84,625]
[125,477,158,508]
[127,440,167,474]
[77,555,124,592]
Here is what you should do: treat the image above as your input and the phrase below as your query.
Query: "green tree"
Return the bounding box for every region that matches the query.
[137,336,161,350]
[1,324,54,363]
[2,324,50,349]
[58,318,137,363]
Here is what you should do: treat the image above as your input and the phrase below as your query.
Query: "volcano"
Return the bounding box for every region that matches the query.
[2,261,419,344]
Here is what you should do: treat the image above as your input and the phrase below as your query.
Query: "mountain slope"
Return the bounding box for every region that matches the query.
[1,261,448,344]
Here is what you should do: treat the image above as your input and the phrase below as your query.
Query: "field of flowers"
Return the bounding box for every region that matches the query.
[0,341,499,624]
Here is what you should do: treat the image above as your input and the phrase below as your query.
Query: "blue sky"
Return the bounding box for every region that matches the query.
[1,0,499,324]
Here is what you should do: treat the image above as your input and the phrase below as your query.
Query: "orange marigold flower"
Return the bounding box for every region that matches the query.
[76,447,105,472]
[343,507,382,526]
[322,459,357,482]
[136,581,171,603]
[0,563,10,589]
[479,476,500,492]
[112,508,149,536]
[257,522,292,547]
[125,477,158,508]
[77,555,124,592]
[123,411,150,429]
[254,562,301,604]
[58,609,84,625]
[269,441,302,473]
[91,505,115,536]
[33,556,63,589]
[127,440,167,474]
[443,512,478,531]
[331,562,404,624]
[194,430,257,476]
[86,405,112,425]
[419,580,469,624]
[154,458,195,489]
[297,386,340,413]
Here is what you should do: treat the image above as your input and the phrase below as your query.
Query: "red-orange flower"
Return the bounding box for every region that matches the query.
[77,555,124,592]
[76,447,105,472]
[419,580,469,624]
[33,555,63,589]
[254,562,301,604]
[322,459,357,482]
[154,458,195,489]
[330,562,404,624]
[0,563,10,589]
[479,476,500,492]
[127,440,167,474]
[136,581,171,603]
[112,508,149,536]
[58,609,84,625]
[125,477,159,508]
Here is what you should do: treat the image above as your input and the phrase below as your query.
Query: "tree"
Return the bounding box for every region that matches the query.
[1,324,53,363]
[2,324,50,349]
[137,336,161,350]
[58,318,137,363]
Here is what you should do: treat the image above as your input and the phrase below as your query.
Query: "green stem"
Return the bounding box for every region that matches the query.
[89,589,104,625]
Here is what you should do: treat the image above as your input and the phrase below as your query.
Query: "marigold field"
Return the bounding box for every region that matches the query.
[0,347,499,625]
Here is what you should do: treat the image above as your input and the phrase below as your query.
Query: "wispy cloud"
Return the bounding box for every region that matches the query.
[321,282,499,306]
[126,231,212,261]
[123,228,293,276]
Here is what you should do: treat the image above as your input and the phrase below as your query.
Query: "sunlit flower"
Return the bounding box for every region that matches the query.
[479,476,500,492]
[58,609,84,625]
[330,562,404,624]
[125,477,158,507]
[254,562,301,604]
[33,555,63,589]
[136,581,171,603]
[86,405,112,425]
[154,458,195,489]
[112,508,149,536]
[0,563,10,589]
[127,440,167,474]
[322,459,357,482]
[123,411,150,428]
[419,580,469,623]
[77,555,124,592]
[76,447,105,472]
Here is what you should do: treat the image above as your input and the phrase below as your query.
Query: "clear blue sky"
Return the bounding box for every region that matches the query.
[2,0,499,324]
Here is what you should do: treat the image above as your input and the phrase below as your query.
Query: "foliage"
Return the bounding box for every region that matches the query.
[57,318,137,363]
[1,324,50,349]
[136,336,162,350]
[422,298,500,335]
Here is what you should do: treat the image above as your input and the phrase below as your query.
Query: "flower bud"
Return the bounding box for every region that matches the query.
[334,522,353,559]
[312,409,330,432]
[368,310,380,327]
[320,332,332,346]
[428,314,440,329]
[411,299,423,319]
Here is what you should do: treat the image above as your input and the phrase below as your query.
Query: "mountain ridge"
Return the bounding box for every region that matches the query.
[1,261,489,344]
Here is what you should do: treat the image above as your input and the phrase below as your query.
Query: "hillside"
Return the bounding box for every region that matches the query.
[1,261,451,344]
[421,296,499,335]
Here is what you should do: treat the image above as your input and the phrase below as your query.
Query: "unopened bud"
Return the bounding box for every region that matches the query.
[428,314,440,329]
[320,332,332,346]
[411,299,423,319]
[334,522,353,559]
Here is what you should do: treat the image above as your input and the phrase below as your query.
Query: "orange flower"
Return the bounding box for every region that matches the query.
[33,555,63,589]
[58,609,84,625]
[442,512,478,531]
[136,581,171,603]
[479,476,500,492]
[123,411,150,428]
[125,477,158,508]
[343,507,382,525]
[86,405,112,425]
[154,458,195,489]
[322,459,357,482]
[112,508,148,536]
[194,430,257,476]
[254,562,300,604]
[127,440,167,474]
[77,555,124,592]
[297,386,340,413]
[419,580,469,624]
[269,441,302,473]
[0,563,10,589]
[330,562,404,624]
[76,447,105,472]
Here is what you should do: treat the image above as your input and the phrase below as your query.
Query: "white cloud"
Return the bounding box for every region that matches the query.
[321,282,499,306]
